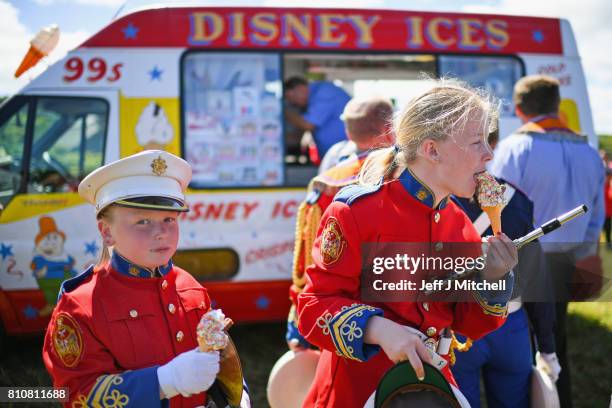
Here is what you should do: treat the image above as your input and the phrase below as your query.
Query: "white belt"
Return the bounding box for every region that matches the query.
[508,297,522,314]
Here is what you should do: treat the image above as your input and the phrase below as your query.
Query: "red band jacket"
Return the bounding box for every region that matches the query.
[297,168,514,408]
[42,252,211,407]
[287,154,367,346]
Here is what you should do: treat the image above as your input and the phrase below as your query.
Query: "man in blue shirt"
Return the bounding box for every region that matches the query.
[490,75,605,408]
[284,77,351,158]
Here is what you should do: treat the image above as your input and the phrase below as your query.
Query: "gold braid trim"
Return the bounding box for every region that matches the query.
[448,333,473,366]
[291,200,309,289]
[291,201,322,290]
[303,204,322,273]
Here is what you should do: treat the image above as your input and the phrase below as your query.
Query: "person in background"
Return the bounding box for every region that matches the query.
[318,97,395,173]
[286,96,395,352]
[284,77,351,161]
[490,75,605,408]
[297,79,517,407]
[452,126,559,408]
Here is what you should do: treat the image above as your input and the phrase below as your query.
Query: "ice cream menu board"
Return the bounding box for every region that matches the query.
[183,53,283,187]
[438,56,522,116]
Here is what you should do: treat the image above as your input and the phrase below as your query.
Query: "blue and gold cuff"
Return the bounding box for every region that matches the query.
[328,304,383,362]
[72,366,161,408]
[472,271,514,317]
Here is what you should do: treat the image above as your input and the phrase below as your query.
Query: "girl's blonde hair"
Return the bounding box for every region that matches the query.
[359,78,499,185]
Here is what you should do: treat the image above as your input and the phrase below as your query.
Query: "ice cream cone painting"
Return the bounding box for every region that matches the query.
[15,25,60,78]
[476,172,508,235]
[135,101,174,150]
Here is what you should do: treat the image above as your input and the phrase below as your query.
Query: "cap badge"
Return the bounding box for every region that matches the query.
[151,155,167,176]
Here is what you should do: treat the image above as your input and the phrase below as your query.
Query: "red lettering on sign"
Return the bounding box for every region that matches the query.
[245,241,294,264]
[243,202,259,219]
[63,57,123,83]
[537,63,566,75]
[271,201,281,218]
[205,203,224,220]
[225,202,238,220]
[271,200,298,219]
[283,200,298,218]
[182,201,261,221]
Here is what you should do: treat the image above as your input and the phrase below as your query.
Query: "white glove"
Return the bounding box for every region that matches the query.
[536,351,561,382]
[157,348,220,399]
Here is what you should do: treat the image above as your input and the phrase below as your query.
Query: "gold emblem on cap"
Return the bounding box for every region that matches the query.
[151,155,168,176]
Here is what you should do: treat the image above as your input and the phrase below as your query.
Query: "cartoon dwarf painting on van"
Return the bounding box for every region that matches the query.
[30,216,76,316]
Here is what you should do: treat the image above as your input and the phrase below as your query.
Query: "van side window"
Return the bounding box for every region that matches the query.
[0,99,30,206]
[438,56,522,116]
[182,52,284,188]
[28,97,108,193]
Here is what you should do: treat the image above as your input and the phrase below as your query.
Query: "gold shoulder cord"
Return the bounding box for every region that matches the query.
[291,201,322,291]
[449,333,473,365]
[291,200,308,289]
[303,204,322,274]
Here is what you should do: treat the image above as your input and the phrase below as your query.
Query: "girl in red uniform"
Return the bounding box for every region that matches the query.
[42,150,249,407]
[296,80,518,407]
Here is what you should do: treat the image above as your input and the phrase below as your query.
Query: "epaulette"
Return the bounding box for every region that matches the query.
[334,183,382,205]
[57,265,95,301]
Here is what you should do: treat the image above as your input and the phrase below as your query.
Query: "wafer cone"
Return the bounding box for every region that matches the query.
[482,205,502,235]
[15,46,44,78]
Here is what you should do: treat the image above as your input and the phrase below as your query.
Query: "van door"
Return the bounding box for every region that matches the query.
[0,90,115,333]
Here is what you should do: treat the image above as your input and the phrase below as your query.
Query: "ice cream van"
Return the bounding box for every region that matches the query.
[0,5,596,337]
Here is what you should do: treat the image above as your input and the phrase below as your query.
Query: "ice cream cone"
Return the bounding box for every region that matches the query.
[197,309,230,352]
[482,205,502,235]
[15,46,44,78]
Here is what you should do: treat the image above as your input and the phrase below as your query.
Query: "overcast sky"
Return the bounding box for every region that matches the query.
[2,0,611,134]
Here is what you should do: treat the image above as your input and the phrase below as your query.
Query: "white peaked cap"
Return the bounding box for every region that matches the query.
[78,150,192,214]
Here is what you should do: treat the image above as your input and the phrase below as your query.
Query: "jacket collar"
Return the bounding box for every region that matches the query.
[517,114,577,135]
[398,168,448,210]
[110,251,172,278]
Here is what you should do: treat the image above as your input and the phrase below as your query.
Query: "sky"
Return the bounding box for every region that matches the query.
[1,0,611,134]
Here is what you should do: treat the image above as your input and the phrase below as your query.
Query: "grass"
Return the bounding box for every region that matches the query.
[1,249,610,407]
[599,135,612,155]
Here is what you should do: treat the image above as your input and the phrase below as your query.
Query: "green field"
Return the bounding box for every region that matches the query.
[1,250,611,407]
[600,134,612,155]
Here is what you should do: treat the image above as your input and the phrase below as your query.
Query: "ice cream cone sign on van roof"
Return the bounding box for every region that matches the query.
[15,24,60,78]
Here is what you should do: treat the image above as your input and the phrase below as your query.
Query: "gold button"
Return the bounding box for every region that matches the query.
[176,331,184,342]
[434,212,441,223]
[161,280,168,289]
[129,309,138,318]
[168,303,176,314]
[426,327,437,337]
[434,242,443,252]
[422,302,430,312]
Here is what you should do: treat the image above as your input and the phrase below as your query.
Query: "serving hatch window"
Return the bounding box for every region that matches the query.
[438,56,523,116]
[182,52,283,188]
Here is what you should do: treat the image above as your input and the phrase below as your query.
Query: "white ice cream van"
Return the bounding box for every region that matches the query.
[0,6,596,337]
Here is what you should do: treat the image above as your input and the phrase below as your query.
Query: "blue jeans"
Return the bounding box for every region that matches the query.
[452,308,533,408]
